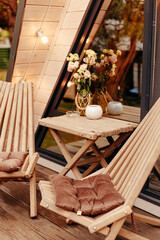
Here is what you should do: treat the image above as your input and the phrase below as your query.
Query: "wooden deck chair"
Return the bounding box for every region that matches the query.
[39,98,160,239]
[0,81,39,217]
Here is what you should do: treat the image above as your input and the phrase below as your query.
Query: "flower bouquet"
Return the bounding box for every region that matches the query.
[67,48,121,112]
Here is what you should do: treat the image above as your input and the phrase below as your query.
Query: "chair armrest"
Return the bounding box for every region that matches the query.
[25,152,39,178]
[88,205,132,233]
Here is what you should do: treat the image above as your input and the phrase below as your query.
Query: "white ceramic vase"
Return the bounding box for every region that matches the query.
[85,105,103,120]
[107,101,123,115]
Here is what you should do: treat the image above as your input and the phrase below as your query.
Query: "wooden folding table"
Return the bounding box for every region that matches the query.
[39,115,137,179]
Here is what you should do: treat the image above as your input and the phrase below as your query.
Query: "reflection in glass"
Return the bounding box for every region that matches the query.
[42,0,144,157]
[0,0,18,81]
[58,0,144,114]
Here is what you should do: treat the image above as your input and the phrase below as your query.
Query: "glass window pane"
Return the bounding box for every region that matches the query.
[0,0,18,81]
[41,0,144,152]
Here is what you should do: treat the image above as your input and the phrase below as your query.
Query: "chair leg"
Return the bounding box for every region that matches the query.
[105,218,126,240]
[29,170,37,217]
[130,213,160,226]
[66,219,73,224]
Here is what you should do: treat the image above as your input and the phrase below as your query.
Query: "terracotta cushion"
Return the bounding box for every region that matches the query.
[49,174,124,216]
[0,152,28,173]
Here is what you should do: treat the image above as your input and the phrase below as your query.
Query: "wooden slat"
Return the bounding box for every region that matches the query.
[28,82,35,156]
[13,83,23,151]
[0,82,11,128]
[0,81,5,104]
[116,99,160,197]
[102,98,160,178]
[121,114,160,197]
[6,84,19,151]
[114,105,160,189]
[21,83,28,152]
[0,84,15,151]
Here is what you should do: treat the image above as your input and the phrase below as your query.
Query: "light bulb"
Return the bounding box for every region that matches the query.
[36,29,48,44]
[67,81,72,87]
[41,36,48,44]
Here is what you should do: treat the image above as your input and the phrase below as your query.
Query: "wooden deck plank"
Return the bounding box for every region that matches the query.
[0,173,104,240]
[0,186,98,240]
[0,205,45,240]
[0,164,159,240]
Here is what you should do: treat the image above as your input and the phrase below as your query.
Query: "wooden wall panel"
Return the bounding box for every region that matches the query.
[21,22,58,36]
[40,76,57,90]
[50,45,70,61]
[15,50,48,64]
[13,63,44,77]
[67,0,90,12]
[56,29,77,45]
[61,12,85,28]
[45,61,64,76]
[36,89,51,103]
[23,6,63,22]
[17,37,51,50]
[12,0,91,129]
[27,0,66,7]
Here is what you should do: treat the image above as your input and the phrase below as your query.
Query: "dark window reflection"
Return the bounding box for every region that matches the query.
[0,0,18,81]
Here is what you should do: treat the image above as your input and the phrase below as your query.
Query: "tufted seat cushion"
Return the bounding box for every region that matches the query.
[49,174,124,216]
[0,152,28,173]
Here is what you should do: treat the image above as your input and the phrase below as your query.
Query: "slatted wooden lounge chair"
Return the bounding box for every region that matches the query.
[0,80,39,217]
[39,97,160,239]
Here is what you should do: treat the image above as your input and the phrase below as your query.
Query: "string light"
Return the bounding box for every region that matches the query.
[86,37,90,44]
[20,0,52,82]
[36,29,48,44]
[67,81,72,87]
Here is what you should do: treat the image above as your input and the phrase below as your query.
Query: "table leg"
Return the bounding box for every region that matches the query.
[49,128,96,179]
[103,132,131,159]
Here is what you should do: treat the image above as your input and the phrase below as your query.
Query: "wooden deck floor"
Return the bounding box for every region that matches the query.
[0,164,159,240]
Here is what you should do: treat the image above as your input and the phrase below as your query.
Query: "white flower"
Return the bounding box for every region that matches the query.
[85,49,97,57]
[83,57,89,64]
[89,56,96,65]
[73,53,79,61]
[84,70,91,79]
[67,61,79,72]
[73,73,79,79]
[74,61,79,68]
[95,63,100,68]
[109,54,117,64]
[67,53,79,62]
[80,64,87,70]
